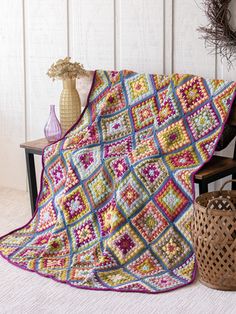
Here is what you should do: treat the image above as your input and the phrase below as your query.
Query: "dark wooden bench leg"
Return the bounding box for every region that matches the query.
[232,173,236,190]
[25,149,38,215]
[198,181,208,194]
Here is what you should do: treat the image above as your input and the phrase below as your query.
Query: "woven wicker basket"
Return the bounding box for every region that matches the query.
[192,180,236,291]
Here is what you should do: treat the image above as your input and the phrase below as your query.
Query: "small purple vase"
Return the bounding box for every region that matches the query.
[44,105,62,142]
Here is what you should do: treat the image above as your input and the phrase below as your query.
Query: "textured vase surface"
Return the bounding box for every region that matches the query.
[60,79,81,133]
[44,105,62,142]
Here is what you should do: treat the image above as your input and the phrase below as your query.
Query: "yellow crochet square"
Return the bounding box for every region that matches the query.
[97,268,136,287]
[157,119,191,153]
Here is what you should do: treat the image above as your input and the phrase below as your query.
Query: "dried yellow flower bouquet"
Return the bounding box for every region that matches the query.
[47,57,88,80]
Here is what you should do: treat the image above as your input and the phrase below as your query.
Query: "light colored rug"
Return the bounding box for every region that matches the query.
[0,187,235,314]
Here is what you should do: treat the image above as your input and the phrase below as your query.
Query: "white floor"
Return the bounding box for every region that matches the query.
[0,187,235,314]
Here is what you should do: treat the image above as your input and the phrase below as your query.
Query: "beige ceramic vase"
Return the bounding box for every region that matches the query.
[59,78,81,133]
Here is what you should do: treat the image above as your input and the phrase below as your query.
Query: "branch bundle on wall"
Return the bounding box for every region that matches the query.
[198,0,236,66]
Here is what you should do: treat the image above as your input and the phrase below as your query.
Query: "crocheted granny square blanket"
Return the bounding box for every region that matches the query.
[0,70,235,293]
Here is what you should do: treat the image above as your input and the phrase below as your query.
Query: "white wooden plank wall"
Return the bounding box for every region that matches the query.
[173,0,216,77]
[70,0,115,70]
[116,0,164,73]
[0,0,26,190]
[0,0,235,191]
[25,0,68,140]
[70,0,115,106]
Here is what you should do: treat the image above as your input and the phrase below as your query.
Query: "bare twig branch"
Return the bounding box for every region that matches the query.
[198,0,236,68]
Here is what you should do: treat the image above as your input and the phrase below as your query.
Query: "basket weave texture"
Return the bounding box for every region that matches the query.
[192,180,236,290]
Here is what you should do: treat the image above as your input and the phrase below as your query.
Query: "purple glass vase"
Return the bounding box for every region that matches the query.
[44,105,62,142]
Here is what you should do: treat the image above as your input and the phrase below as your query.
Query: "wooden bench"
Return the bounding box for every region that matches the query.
[194,100,236,193]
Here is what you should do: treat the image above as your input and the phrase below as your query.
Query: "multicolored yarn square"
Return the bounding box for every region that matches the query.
[131,97,158,131]
[105,157,129,181]
[61,186,90,224]
[145,273,183,291]
[104,136,132,158]
[85,169,113,207]
[69,215,99,251]
[196,131,219,161]
[175,205,193,243]
[125,74,154,105]
[213,83,236,120]
[37,176,52,206]
[155,93,179,127]
[0,70,235,294]
[101,84,126,115]
[106,224,145,264]
[157,119,191,153]
[152,227,191,269]
[64,163,80,193]
[132,201,168,243]
[154,179,189,221]
[187,103,219,140]
[134,158,168,194]
[127,250,163,276]
[47,157,66,192]
[63,124,100,150]
[129,138,158,164]
[135,127,153,145]
[152,74,170,91]
[101,110,132,142]
[96,199,125,237]
[165,146,199,170]
[97,268,136,287]
[37,201,57,232]
[72,147,101,180]
[42,230,70,257]
[176,76,209,113]
[116,172,149,217]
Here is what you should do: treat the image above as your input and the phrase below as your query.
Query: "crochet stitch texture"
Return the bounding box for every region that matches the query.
[0,70,235,293]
